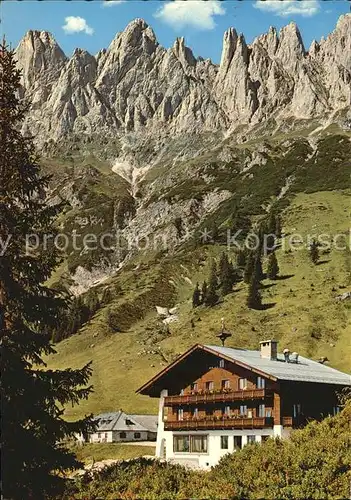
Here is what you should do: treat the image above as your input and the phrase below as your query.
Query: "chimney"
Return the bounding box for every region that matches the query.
[259,340,278,360]
[291,352,299,363]
[283,348,290,363]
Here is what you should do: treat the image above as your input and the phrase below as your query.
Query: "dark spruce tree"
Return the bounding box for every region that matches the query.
[254,252,264,281]
[247,274,262,309]
[101,286,113,305]
[275,215,282,238]
[0,41,94,500]
[236,248,246,268]
[219,252,235,296]
[309,238,320,265]
[192,282,201,308]
[204,262,218,306]
[267,252,279,280]
[267,211,277,235]
[201,280,208,304]
[243,251,255,284]
[86,287,100,317]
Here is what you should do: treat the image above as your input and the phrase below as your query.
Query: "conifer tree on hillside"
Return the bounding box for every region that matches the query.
[309,239,320,265]
[236,248,246,268]
[254,252,264,281]
[247,274,262,309]
[67,295,89,336]
[243,252,255,284]
[275,215,282,238]
[0,41,94,500]
[204,262,218,306]
[101,286,113,305]
[219,252,236,296]
[267,211,277,235]
[86,288,100,316]
[201,280,208,304]
[192,282,201,308]
[267,252,279,280]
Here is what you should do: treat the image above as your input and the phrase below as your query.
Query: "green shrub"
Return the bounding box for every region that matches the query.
[64,402,351,499]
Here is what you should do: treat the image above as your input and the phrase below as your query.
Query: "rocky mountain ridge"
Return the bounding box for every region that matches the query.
[16,15,350,144]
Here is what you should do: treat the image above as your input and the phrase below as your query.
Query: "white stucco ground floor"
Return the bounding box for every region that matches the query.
[156,426,291,469]
[89,430,155,443]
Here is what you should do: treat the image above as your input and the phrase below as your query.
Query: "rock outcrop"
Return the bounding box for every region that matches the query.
[16,15,351,143]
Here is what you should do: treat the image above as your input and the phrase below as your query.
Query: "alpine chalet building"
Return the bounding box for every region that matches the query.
[137,340,351,468]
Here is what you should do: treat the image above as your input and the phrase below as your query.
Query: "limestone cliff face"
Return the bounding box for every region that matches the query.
[16,15,351,143]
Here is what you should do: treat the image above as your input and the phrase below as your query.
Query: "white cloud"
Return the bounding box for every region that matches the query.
[102,0,125,7]
[154,0,225,30]
[62,16,94,35]
[254,0,320,18]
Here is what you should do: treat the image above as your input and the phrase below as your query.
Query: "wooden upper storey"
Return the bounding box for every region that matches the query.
[137,344,344,429]
[138,345,277,398]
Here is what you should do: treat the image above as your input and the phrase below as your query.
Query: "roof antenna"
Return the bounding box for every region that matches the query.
[216,317,232,347]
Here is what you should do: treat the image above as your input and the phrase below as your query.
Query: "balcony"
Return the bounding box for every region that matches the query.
[282,416,307,428]
[164,416,274,431]
[164,388,269,406]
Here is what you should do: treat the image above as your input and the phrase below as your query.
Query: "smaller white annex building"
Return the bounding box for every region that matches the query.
[88,411,158,443]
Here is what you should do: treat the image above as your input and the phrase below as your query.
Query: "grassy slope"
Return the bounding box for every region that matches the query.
[47,190,351,419]
[69,443,155,464]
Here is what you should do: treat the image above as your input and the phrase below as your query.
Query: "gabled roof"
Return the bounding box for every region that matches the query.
[92,411,158,432]
[205,345,351,386]
[137,344,351,396]
[129,414,158,433]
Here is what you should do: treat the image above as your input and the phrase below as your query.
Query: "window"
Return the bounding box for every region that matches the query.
[223,405,231,416]
[134,432,141,439]
[104,433,108,440]
[239,378,247,390]
[178,408,184,421]
[120,432,126,438]
[257,376,265,389]
[293,404,301,418]
[173,435,207,453]
[193,407,199,418]
[191,382,198,392]
[257,404,265,418]
[233,436,242,450]
[221,379,230,390]
[220,436,229,450]
[174,435,190,452]
[205,408,213,416]
[219,359,225,368]
[191,435,207,453]
[247,435,256,444]
[266,409,272,418]
[98,432,101,439]
[125,419,134,425]
[205,381,214,391]
[333,406,340,416]
[261,435,270,442]
[239,405,248,416]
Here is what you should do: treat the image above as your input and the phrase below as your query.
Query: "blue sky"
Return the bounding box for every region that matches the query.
[1,1,349,63]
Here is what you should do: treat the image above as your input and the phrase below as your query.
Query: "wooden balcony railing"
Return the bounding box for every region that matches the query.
[164,388,269,406]
[164,416,274,431]
[282,416,307,428]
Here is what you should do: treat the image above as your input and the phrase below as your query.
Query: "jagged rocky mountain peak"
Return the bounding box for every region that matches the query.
[173,37,196,67]
[15,14,351,142]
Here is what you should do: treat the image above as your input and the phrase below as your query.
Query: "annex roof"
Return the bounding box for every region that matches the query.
[93,411,158,432]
